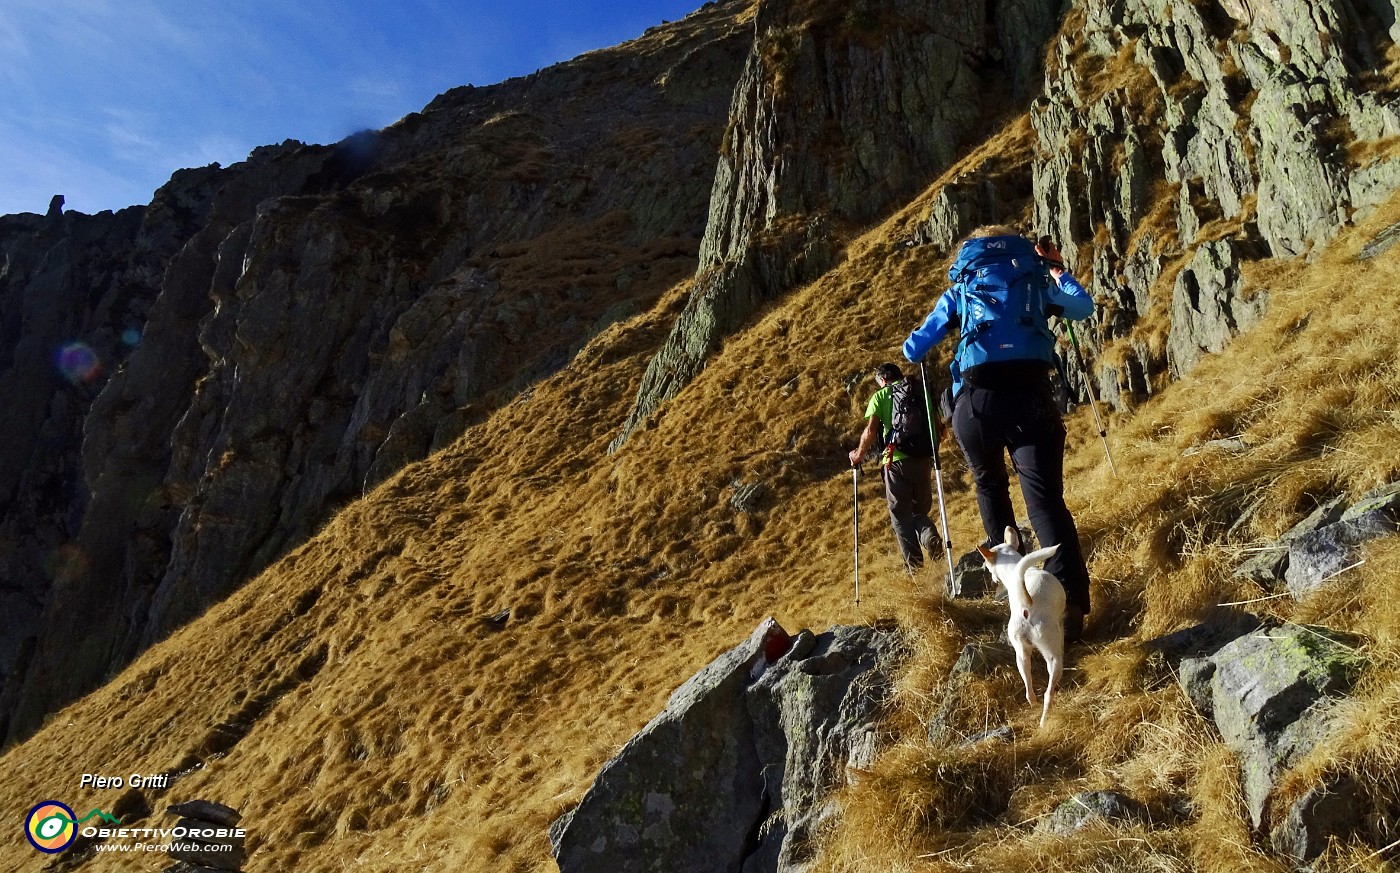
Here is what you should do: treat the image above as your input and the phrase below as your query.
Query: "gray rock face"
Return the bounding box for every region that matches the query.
[1032,0,1400,410]
[0,168,234,739]
[945,527,1037,599]
[1357,218,1400,259]
[946,548,997,599]
[551,619,896,873]
[1180,624,1360,829]
[1234,496,1348,588]
[1269,777,1364,864]
[0,3,752,741]
[611,0,1061,450]
[1167,240,1268,380]
[1233,484,1400,595]
[742,625,895,873]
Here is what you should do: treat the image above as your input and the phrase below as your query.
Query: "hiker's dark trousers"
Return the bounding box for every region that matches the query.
[951,380,1092,612]
[884,457,936,571]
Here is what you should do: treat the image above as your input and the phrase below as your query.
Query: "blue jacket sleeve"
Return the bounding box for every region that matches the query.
[903,289,959,362]
[1048,272,1094,321]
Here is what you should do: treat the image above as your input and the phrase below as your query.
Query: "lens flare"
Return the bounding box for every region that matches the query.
[55,342,101,384]
[43,545,90,581]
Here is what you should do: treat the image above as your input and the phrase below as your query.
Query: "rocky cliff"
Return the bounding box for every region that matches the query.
[6,0,1400,751]
[1025,0,1400,405]
[611,0,1061,450]
[0,1,753,741]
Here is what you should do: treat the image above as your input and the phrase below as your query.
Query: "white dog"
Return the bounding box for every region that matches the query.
[977,526,1066,727]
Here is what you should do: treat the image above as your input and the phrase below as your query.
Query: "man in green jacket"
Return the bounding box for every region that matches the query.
[849,363,938,572]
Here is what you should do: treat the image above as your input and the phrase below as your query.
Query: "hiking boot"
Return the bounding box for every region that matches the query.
[918,526,939,558]
[1064,604,1085,644]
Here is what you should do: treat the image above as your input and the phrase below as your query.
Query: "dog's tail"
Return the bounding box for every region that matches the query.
[1014,544,1061,605]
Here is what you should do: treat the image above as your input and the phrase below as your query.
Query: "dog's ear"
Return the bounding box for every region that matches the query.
[1003,526,1020,551]
[976,545,996,565]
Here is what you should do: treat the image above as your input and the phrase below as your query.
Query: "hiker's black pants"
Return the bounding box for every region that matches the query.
[883,457,936,571]
[951,380,1092,612]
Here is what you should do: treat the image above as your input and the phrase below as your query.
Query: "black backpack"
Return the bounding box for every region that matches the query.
[885,376,934,458]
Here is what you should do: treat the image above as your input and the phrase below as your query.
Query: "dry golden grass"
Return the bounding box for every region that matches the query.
[7,136,1400,873]
[813,164,1400,872]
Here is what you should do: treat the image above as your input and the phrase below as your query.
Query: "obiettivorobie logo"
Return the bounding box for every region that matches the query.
[24,801,120,853]
[23,798,247,858]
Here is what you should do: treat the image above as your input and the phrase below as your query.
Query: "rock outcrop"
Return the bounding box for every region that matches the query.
[550,619,897,873]
[1142,612,1384,864]
[1234,483,1400,595]
[1033,0,1400,409]
[0,1,753,741]
[1177,621,1361,830]
[611,0,1061,450]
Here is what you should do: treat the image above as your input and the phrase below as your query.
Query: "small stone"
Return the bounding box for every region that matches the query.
[1270,778,1363,863]
[1038,790,1149,835]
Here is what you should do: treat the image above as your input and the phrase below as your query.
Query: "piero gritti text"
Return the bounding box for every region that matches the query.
[80,772,171,789]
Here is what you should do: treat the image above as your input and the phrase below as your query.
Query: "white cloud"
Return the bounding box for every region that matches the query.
[350,76,405,104]
[0,17,29,64]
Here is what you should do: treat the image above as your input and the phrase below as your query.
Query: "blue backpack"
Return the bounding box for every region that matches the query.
[948,235,1058,377]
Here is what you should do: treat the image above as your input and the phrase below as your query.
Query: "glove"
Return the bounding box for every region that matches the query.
[1035,235,1066,275]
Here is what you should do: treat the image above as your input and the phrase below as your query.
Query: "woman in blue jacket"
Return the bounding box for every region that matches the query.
[903,226,1095,641]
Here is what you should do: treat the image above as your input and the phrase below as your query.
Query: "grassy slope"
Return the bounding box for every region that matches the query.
[7,40,1400,873]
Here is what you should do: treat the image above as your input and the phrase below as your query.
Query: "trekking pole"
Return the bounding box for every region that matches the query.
[1063,320,1119,477]
[852,465,861,606]
[1037,235,1118,478]
[919,361,958,585]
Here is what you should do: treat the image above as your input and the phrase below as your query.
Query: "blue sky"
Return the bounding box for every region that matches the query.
[0,0,708,217]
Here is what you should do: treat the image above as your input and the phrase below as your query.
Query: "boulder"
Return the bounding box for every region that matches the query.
[743,625,896,873]
[1180,624,1360,828]
[951,641,1018,677]
[1284,484,1400,597]
[946,527,1037,599]
[1234,496,1347,588]
[1356,219,1400,260]
[167,800,242,827]
[946,549,997,599]
[551,619,896,873]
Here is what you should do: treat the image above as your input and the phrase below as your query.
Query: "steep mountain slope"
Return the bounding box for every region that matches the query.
[5,138,1400,873]
[0,0,753,743]
[3,0,1400,871]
